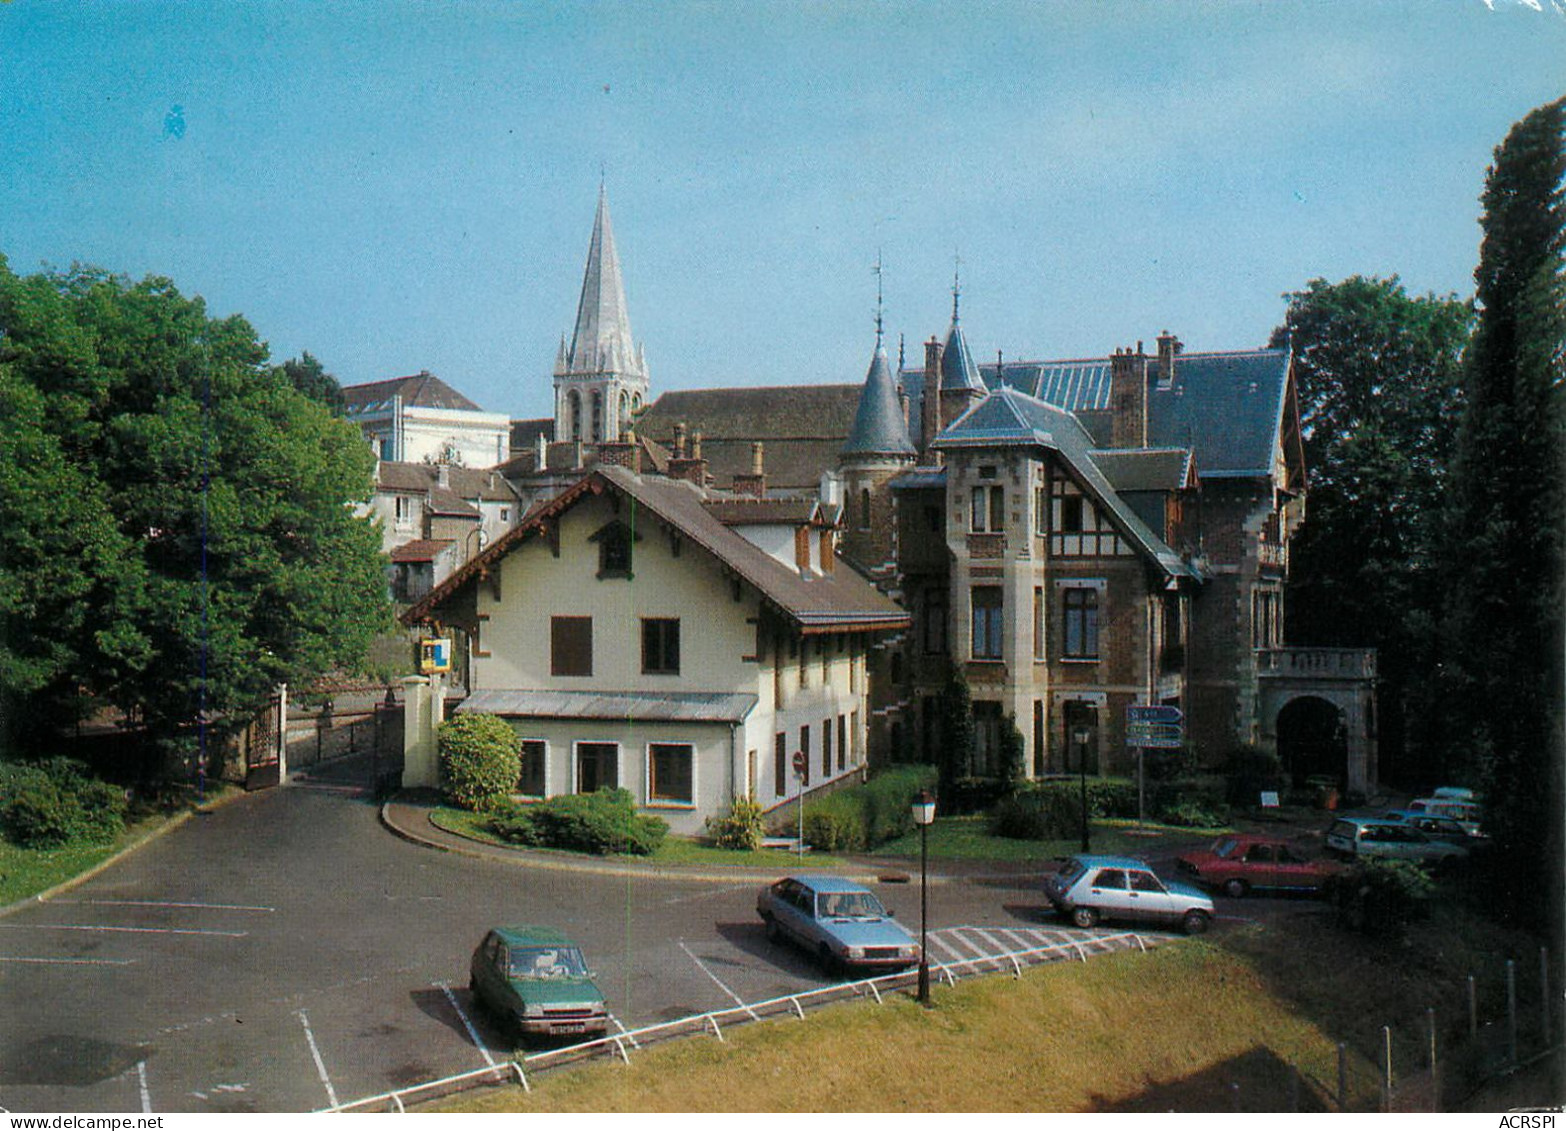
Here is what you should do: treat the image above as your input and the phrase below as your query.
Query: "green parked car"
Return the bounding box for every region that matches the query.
[469,926,608,1041]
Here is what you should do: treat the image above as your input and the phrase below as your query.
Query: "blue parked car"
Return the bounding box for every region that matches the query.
[757,875,920,975]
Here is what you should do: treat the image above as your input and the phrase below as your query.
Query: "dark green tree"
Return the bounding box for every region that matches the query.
[275,351,346,416]
[1268,277,1471,782]
[0,258,392,762]
[935,662,975,788]
[1442,98,1565,933]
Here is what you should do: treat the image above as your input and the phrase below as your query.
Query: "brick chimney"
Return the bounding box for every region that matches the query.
[595,426,641,473]
[668,428,709,487]
[920,336,943,463]
[734,441,767,497]
[1156,330,1182,388]
[1109,343,1151,448]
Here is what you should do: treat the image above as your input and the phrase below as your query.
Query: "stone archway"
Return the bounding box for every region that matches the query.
[1275,695,1347,786]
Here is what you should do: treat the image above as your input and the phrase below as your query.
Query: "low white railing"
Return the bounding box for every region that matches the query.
[322,930,1154,1113]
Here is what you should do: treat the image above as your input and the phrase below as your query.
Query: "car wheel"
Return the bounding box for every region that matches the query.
[1071,906,1099,930]
[1223,878,1248,899]
[818,943,841,976]
[1182,910,1211,936]
[763,914,781,944]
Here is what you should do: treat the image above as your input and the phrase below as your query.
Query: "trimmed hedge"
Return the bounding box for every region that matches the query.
[488,789,667,856]
[0,759,127,848]
[438,714,520,811]
[801,764,938,852]
[989,783,1083,841]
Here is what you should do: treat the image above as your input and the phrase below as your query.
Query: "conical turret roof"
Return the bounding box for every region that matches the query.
[939,290,984,393]
[843,336,915,459]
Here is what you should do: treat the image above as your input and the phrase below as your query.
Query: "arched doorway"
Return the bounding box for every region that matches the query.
[1275,695,1347,785]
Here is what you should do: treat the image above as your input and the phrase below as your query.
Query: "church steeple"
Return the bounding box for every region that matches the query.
[553,183,650,444]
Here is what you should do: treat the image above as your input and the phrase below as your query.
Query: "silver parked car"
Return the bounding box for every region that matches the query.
[756,875,920,974]
[1325,817,1469,867]
[1044,855,1215,935]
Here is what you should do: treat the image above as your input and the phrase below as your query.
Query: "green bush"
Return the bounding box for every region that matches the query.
[1223,746,1285,806]
[989,783,1083,841]
[438,714,520,811]
[488,789,666,856]
[1084,777,1139,818]
[0,759,126,848]
[1155,800,1228,828]
[801,764,938,851]
[706,794,765,850]
[1326,858,1435,936]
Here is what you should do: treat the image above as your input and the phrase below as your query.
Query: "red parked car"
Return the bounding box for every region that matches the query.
[1176,834,1343,898]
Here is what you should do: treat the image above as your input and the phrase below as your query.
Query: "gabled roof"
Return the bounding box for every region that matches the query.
[1089,448,1197,493]
[376,461,521,504]
[343,373,484,414]
[843,338,915,459]
[403,466,910,635]
[389,539,455,564]
[426,486,481,519]
[935,387,1192,578]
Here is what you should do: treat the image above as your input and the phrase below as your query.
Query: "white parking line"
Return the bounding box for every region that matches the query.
[136,1061,152,1114]
[0,955,136,966]
[49,899,275,913]
[439,982,496,1069]
[297,1009,338,1108]
[925,933,968,962]
[678,939,749,1011]
[0,924,247,938]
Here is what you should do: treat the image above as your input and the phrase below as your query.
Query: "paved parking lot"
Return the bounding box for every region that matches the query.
[0,770,1184,1114]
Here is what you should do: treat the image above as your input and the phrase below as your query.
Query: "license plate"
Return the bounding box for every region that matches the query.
[555,1022,586,1033]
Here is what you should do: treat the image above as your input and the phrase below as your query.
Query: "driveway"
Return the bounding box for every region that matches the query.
[0,761,1184,1113]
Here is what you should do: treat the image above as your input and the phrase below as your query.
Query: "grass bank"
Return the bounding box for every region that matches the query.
[437,940,1373,1113]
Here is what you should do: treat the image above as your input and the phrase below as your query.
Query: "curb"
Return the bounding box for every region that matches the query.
[0,786,251,920]
[377,799,978,888]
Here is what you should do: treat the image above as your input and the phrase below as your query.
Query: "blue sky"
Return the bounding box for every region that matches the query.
[3,1,1563,422]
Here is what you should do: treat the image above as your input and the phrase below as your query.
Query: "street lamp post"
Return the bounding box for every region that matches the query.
[1073,725,1092,853]
[911,789,936,1005]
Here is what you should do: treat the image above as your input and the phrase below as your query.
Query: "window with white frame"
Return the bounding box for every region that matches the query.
[518,739,546,797]
[972,586,1004,660]
[646,743,694,805]
[575,742,617,793]
[1062,586,1100,659]
[971,485,1005,533]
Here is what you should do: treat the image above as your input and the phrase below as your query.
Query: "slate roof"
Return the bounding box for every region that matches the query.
[843,338,916,459]
[636,385,863,489]
[904,348,1292,478]
[940,320,985,392]
[456,689,758,724]
[343,373,485,414]
[934,387,1192,579]
[702,497,822,525]
[403,466,910,635]
[1089,448,1196,493]
[376,461,521,504]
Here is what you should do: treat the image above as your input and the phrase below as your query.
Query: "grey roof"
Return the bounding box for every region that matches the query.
[939,320,985,392]
[703,497,822,525]
[843,339,916,459]
[404,465,910,635]
[1089,448,1195,493]
[344,373,485,414]
[457,688,758,724]
[889,468,948,491]
[903,348,1292,478]
[377,461,521,504]
[935,387,1192,578]
[560,186,646,381]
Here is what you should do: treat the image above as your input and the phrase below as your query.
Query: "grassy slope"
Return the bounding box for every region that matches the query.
[439,940,1377,1113]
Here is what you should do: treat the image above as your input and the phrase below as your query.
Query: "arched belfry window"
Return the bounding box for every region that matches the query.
[618,391,630,438]
[568,390,583,442]
[591,391,604,443]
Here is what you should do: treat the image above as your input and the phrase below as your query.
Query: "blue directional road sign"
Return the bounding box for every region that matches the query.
[1126,705,1183,724]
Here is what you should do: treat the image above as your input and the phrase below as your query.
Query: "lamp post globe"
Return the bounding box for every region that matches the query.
[911,789,935,1005]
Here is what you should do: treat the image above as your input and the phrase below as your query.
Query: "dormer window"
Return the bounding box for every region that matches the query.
[589,519,640,579]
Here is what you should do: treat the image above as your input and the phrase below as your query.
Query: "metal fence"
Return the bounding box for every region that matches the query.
[322,930,1158,1113]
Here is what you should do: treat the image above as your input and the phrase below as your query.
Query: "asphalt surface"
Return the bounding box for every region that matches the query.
[0,754,1257,1114]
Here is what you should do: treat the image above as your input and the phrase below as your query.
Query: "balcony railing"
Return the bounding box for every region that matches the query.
[1256,647,1377,680]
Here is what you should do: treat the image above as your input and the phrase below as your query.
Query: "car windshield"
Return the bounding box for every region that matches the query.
[816,891,886,919]
[1211,837,1240,858]
[507,946,588,979]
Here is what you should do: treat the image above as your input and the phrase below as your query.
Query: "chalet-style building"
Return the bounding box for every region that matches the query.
[399,464,908,834]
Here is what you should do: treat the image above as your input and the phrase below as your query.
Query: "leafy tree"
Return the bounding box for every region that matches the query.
[0,258,392,762]
[1269,277,1471,782]
[935,662,974,788]
[1442,98,1565,933]
[275,351,346,416]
